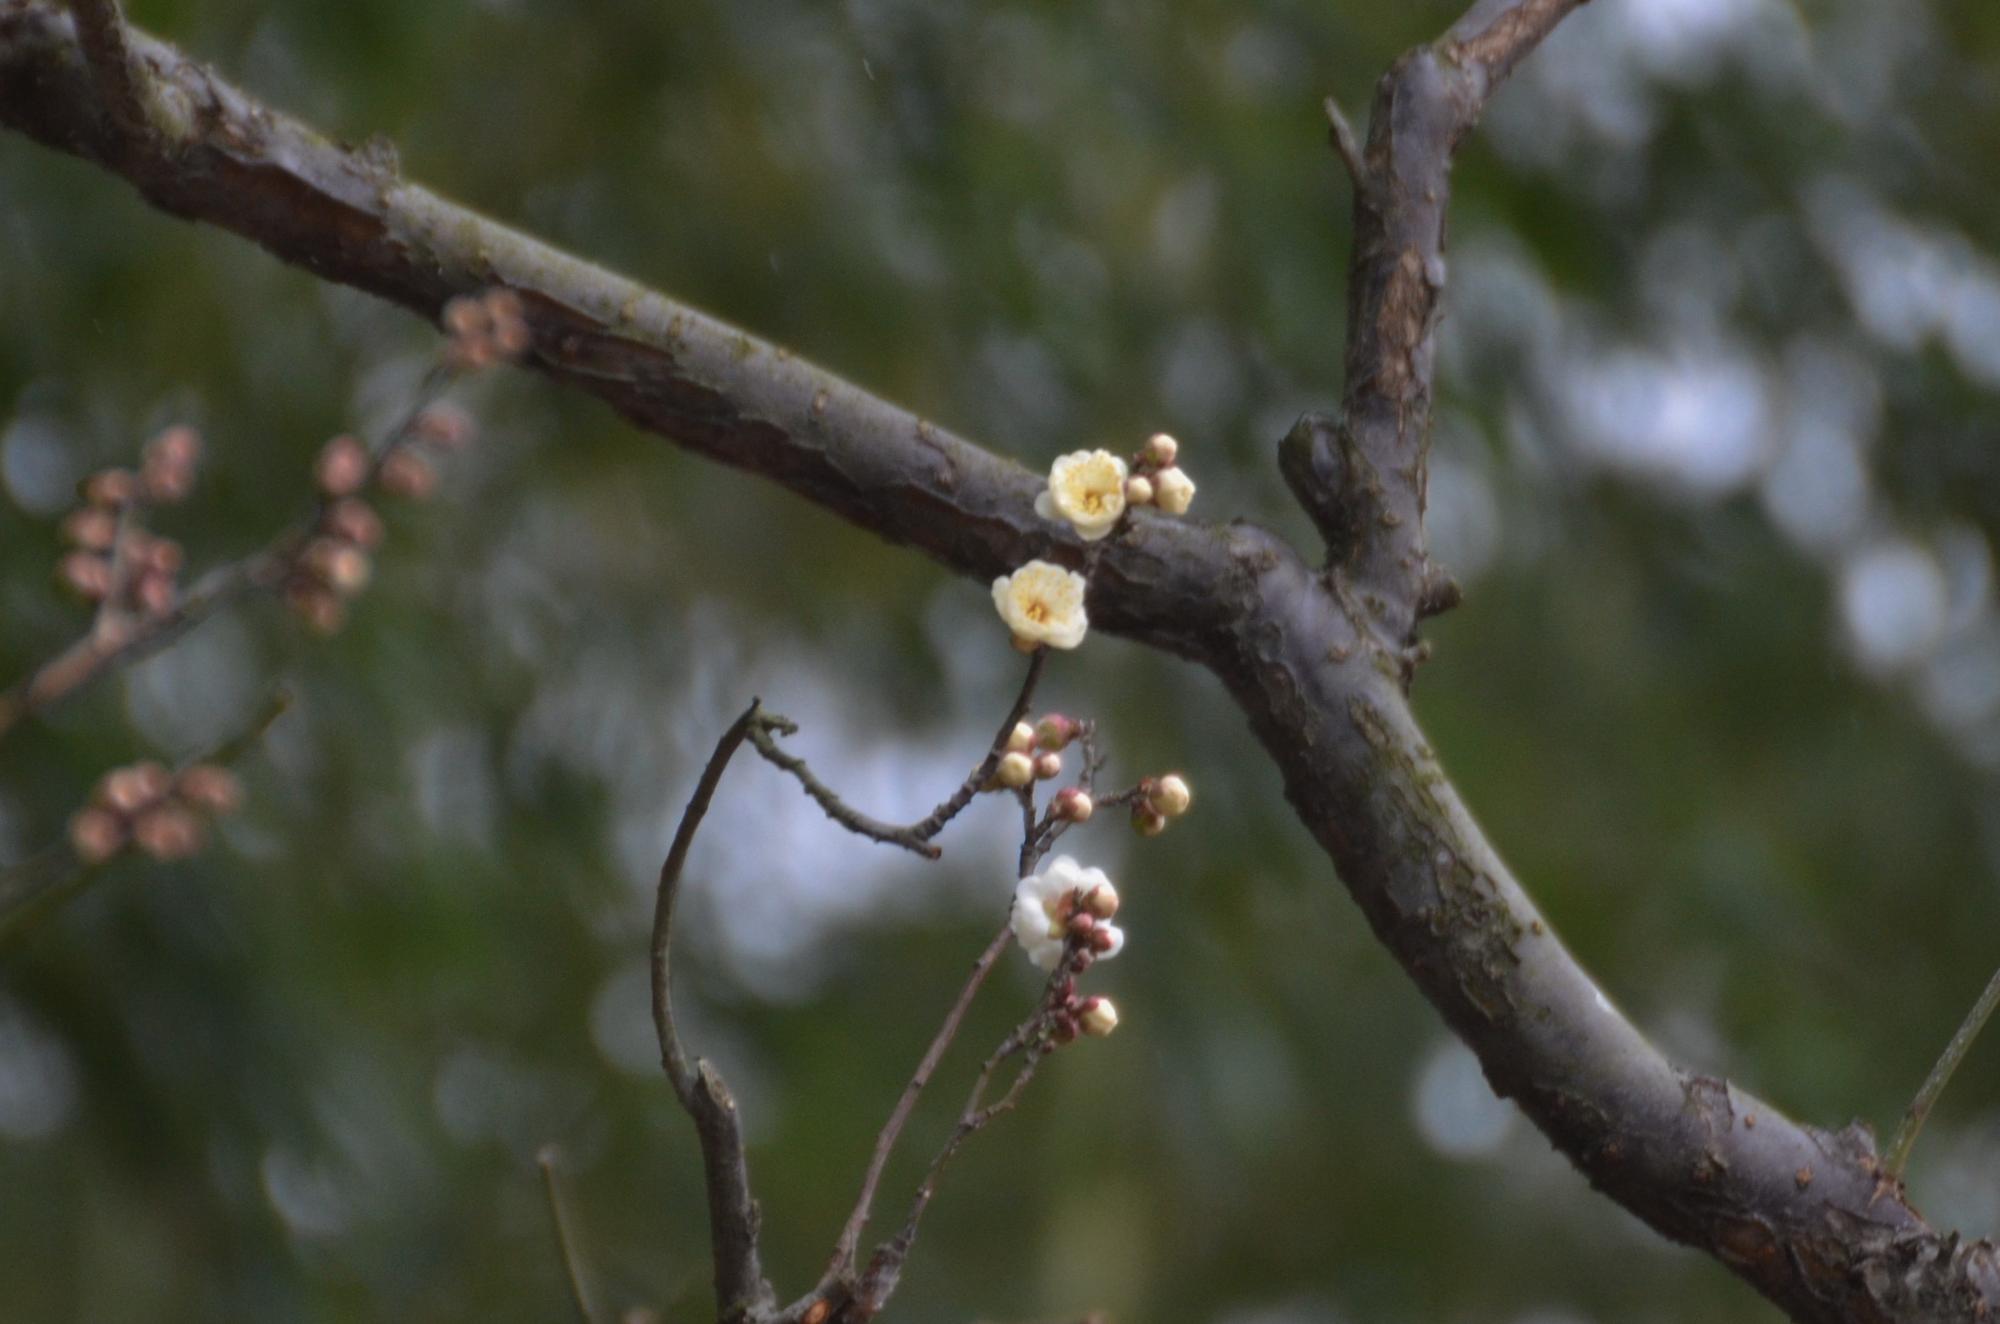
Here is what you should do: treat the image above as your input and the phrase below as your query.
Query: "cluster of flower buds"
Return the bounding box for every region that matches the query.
[1123,432,1196,516]
[1012,857,1124,970]
[56,427,203,621]
[443,288,532,373]
[1050,988,1121,1044]
[288,403,477,633]
[991,712,1081,791]
[1130,772,1192,837]
[68,760,242,865]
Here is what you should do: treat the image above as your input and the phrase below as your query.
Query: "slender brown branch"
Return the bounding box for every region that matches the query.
[817,920,1016,1293]
[649,702,774,1324]
[902,648,1047,845]
[1322,96,1370,195]
[1885,962,2000,1179]
[538,1145,608,1324]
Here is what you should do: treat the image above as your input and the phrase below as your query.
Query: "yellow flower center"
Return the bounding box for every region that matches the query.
[1025,598,1052,624]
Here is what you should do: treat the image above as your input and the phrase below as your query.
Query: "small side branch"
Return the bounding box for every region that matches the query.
[538,1145,608,1324]
[650,702,775,1324]
[1886,962,2000,1178]
[1322,96,1371,196]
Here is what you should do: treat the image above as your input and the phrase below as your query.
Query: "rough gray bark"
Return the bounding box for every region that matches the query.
[2,1,1995,1319]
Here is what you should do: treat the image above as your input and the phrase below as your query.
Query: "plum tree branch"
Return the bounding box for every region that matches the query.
[4,0,1996,1318]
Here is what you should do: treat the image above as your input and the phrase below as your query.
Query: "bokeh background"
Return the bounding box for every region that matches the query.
[5,0,2000,1320]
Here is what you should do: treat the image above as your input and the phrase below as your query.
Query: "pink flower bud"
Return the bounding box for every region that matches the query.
[995,750,1035,789]
[99,761,171,815]
[286,583,347,635]
[315,435,370,497]
[69,806,127,864]
[59,551,112,600]
[1081,882,1119,919]
[1078,996,1120,1037]
[1143,432,1179,469]
[132,570,176,617]
[145,425,203,471]
[139,536,183,576]
[133,804,205,861]
[378,450,437,500]
[1087,926,1117,953]
[413,403,476,451]
[1033,751,1063,781]
[1053,787,1094,823]
[1066,911,1097,940]
[443,296,490,338]
[1033,713,1078,751]
[324,498,385,550]
[140,454,194,503]
[1004,721,1036,754]
[84,468,138,508]
[303,537,372,595]
[61,507,118,550]
[177,764,243,815]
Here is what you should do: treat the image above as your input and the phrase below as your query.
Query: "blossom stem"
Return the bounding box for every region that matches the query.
[1885,960,2000,1178]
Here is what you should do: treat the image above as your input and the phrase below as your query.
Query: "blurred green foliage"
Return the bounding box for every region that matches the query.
[6,2,2000,1322]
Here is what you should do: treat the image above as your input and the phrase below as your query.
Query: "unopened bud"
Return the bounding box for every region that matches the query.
[324,498,385,550]
[132,570,176,617]
[1149,773,1192,818]
[1078,996,1120,1037]
[1053,787,1094,823]
[140,453,194,503]
[59,551,112,600]
[1124,474,1154,506]
[1143,432,1178,468]
[69,806,127,864]
[100,761,171,814]
[413,403,477,451]
[61,507,118,550]
[286,583,347,635]
[1152,466,1196,515]
[139,536,184,576]
[177,764,243,815]
[84,468,138,508]
[315,435,370,497]
[1033,751,1063,781]
[1131,804,1167,837]
[133,803,205,861]
[303,537,372,595]
[1081,881,1119,919]
[1033,713,1078,751]
[1088,925,1117,953]
[145,425,202,471]
[995,750,1035,789]
[1005,721,1036,754]
[1066,911,1097,940]
[443,296,490,338]
[378,449,437,500]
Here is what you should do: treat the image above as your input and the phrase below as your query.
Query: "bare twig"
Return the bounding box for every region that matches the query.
[900,648,1047,845]
[538,1145,608,1324]
[1322,95,1370,195]
[817,920,1015,1292]
[0,687,291,942]
[649,701,775,1324]
[1886,962,2000,1178]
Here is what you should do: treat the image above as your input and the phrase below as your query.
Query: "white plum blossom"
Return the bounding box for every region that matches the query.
[1035,450,1128,540]
[1010,855,1125,971]
[992,560,1089,650]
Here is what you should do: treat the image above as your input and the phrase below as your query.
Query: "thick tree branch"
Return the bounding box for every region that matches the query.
[5,2,1997,1318]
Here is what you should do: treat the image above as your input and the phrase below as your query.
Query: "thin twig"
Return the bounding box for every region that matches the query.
[650,701,776,1323]
[1323,95,1371,195]
[1885,962,2000,1178]
[899,648,1047,844]
[818,920,1015,1290]
[538,1145,607,1324]
[0,687,291,942]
